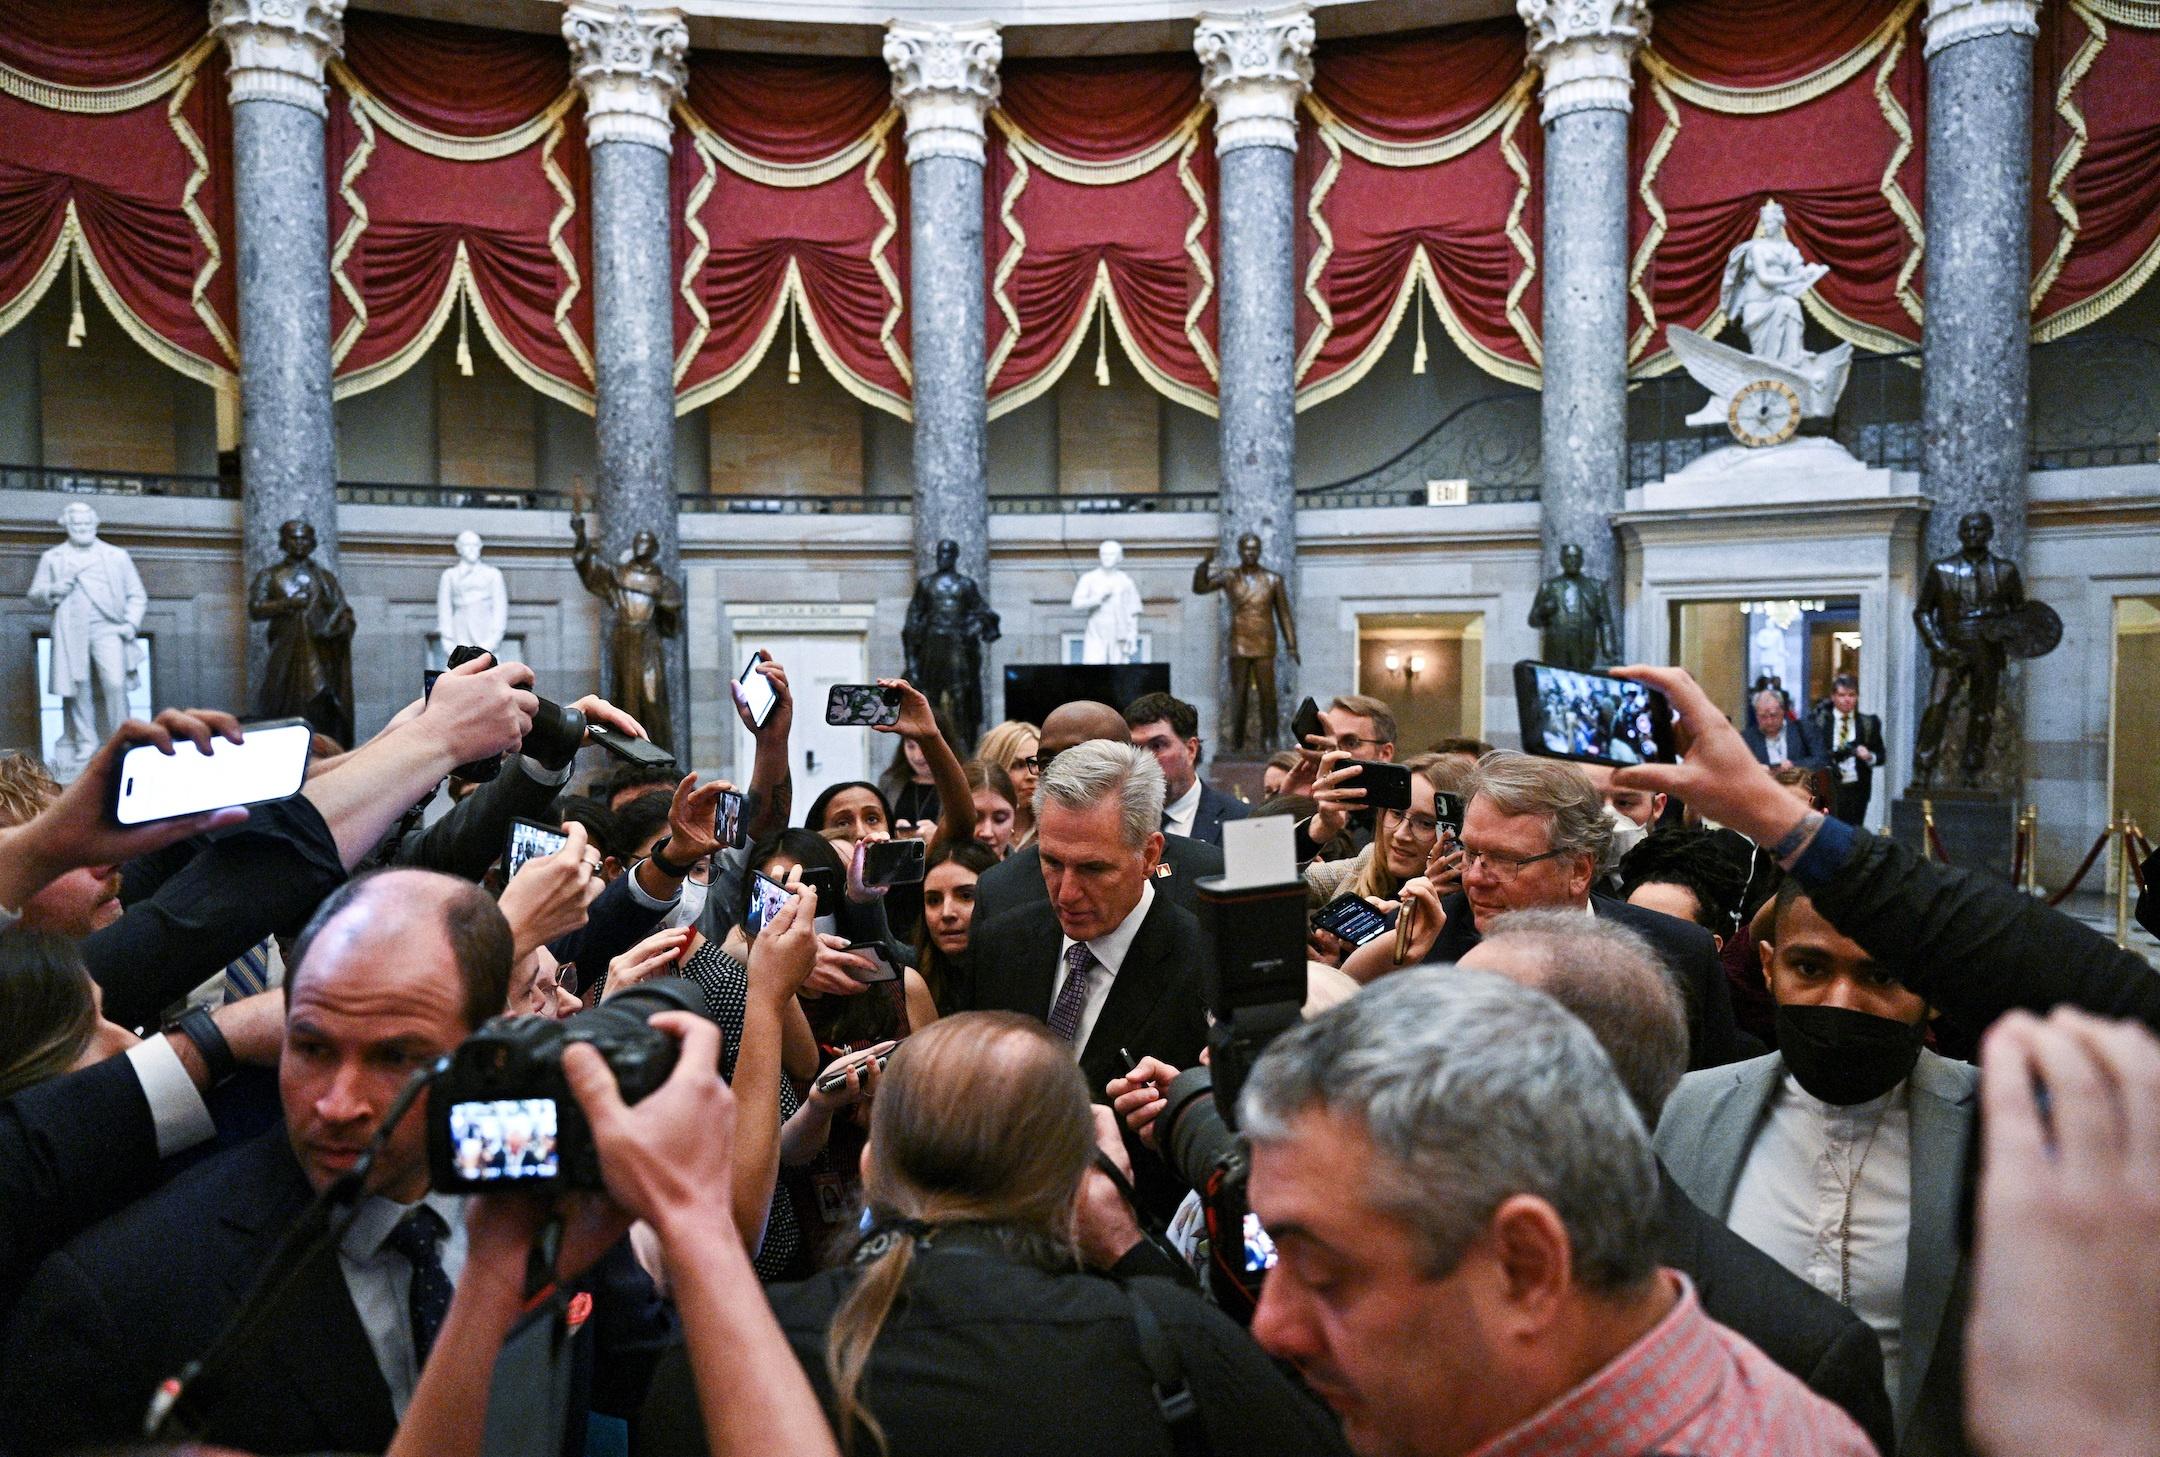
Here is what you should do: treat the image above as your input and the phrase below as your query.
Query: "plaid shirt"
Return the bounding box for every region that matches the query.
[1468,1273,1880,1457]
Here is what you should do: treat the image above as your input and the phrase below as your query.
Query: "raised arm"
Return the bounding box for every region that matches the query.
[877,678,971,854]
[733,652,795,841]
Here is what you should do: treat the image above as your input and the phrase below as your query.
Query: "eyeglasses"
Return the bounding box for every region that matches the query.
[1390,812,1444,842]
[1012,756,1043,771]
[1456,844,1568,880]
[1334,735,1387,753]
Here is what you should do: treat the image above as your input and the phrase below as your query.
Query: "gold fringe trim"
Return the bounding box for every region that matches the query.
[673,126,718,387]
[0,35,215,115]
[1001,104,1206,185]
[985,125,1030,390]
[1800,291,1916,354]
[1627,76,1680,363]
[1294,121,1343,386]
[166,46,236,365]
[541,115,593,385]
[0,208,73,346]
[2083,0,2160,24]
[329,89,376,369]
[2032,2,2107,311]
[2033,221,2160,340]
[675,100,890,188]
[330,61,573,163]
[70,206,233,387]
[460,253,593,411]
[1176,128,1219,383]
[788,259,913,417]
[1874,22,1926,327]
[331,242,466,401]
[1294,247,1540,411]
[863,117,909,394]
[672,257,794,414]
[1499,94,1542,370]
[1641,0,1922,115]
[1100,272,1218,415]
[987,261,1220,420]
[1304,72,1533,168]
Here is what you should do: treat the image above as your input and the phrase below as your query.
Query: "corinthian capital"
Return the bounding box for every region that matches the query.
[884,22,1002,167]
[210,0,347,116]
[1924,0,2040,58]
[1194,6,1315,156]
[1517,0,1650,123]
[564,3,689,152]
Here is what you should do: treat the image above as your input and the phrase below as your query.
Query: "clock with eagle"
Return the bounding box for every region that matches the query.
[1726,378,1802,448]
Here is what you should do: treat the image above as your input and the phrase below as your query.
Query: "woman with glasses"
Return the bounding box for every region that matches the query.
[974,719,1041,846]
[1303,753,1469,963]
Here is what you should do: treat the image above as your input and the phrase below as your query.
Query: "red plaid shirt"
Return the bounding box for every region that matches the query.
[1467,1273,1880,1457]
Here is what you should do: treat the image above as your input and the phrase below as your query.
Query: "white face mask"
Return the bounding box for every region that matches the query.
[666,879,708,930]
[1605,804,1647,868]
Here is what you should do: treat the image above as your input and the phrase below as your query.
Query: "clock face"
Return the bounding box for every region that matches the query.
[1728,379,1802,447]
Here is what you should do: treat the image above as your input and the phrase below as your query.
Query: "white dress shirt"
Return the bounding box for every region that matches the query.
[1728,1071,1913,1408]
[123,1035,217,1157]
[1052,879,1156,1056]
[338,1191,470,1416]
[1762,727,1790,765]
[1161,779,1202,839]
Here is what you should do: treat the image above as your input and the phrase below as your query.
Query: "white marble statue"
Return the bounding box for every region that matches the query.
[28,502,146,769]
[436,530,508,653]
[1668,200,1854,433]
[1070,540,1143,665]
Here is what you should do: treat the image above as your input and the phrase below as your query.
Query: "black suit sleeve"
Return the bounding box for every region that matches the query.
[1150,1286,1356,1457]
[0,1055,157,1299]
[551,872,669,983]
[1810,1312,1898,1457]
[394,759,565,881]
[85,795,348,1029]
[1,1247,136,1454]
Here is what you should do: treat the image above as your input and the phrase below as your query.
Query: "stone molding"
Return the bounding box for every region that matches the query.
[210,0,347,116]
[564,3,690,152]
[884,22,1003,167]
[1923,0,2041,58]
[1194,6,1315,155]
[1517,0,1650,123]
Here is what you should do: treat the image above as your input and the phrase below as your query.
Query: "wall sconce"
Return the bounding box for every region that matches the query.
[1383,650,1426,688]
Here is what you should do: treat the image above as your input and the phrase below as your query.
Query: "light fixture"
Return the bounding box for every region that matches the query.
[1381,649,1424,689]
[1383,650,1401,672]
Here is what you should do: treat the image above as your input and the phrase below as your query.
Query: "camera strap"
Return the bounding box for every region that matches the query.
[1122,1281,1210,1457]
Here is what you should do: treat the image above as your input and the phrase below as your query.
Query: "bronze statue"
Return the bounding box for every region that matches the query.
[572,514,683,752]
[1912,510,2059,788]
[903,538,1000,750]
[1193,532,1299,752]
[1528,544,1619,671]
[248,519,356,748]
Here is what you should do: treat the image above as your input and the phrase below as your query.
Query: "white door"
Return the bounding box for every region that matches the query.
[733,630,871,813]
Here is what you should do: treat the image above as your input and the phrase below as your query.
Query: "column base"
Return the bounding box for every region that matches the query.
[1891,790,2014,882]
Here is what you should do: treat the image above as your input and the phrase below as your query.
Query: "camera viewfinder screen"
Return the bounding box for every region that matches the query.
[1526,665,1662,767]
[507,821,568,881]
[449,1098,560,1182]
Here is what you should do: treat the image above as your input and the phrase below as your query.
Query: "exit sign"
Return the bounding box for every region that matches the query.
[1425,479,1469,506]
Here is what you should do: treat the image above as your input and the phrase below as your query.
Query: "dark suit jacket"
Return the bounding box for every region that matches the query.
[972,834,1224,930]
[1809,706,1887,804]
[1654,1169,1894,1455]
[395,755,567,882]
[0,1054,161,1317]
[1181,783,1250,848]
[1426,891,1751,1069]
[1742,717,1821,768]
[1,1128,395,1456]
[963,894,1208,1104]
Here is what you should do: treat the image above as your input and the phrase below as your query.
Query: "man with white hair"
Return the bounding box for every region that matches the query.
[962,737,1207,1102]
[27,503,145,770]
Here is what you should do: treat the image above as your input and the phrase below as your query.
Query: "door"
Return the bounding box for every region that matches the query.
[733,630,870,812]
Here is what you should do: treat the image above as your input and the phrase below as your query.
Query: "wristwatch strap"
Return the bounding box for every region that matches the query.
[167,1005,238,1087]
[0,903,18,933]
[649,835,698,879]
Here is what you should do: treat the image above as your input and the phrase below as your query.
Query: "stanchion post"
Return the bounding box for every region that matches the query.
[2117,815,2133,949]
[1921,798,1937,863]
[2020,804,2039,896]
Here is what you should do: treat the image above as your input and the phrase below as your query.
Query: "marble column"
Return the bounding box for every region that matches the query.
[211,0,346,696]
[1920,0,2039,566]
[1519,0,1648,593]
[885,23,1000,600]
[565,3,690,756]
[1197,6,1313,749]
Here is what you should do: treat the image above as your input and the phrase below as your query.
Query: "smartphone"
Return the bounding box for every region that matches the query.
[1513,660,1678,768]
[745,869,792,936]
[814,1045,896,1094]
[840,942,902,984]
[713,788,746,849]
[505,817,569,881]
[1433,790,1466,835]
[861,837,926,889]
[1312,892,1390,948]
[109,718,313,827]
[586,722,675,769]
[736,651,778,730]
[826,683,901,728]
[799,865,841,918]
[1345,758,1414,812]
[1291,696,1325,748]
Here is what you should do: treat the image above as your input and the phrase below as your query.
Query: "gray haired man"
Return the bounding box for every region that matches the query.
[959,738,1207,1104]
[1241,972,1874,1457]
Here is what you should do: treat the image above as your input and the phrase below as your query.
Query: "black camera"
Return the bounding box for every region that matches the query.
[427,978,709,1193]
[438,644,587,782]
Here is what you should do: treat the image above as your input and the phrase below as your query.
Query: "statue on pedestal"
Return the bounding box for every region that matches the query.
[437,530,508,654]
[903,538,1000,750]
[1071,540,1142,665]
[1528,545,1619,671]
[1667,200,1854,446]
[1192,532,1298,752]
[572,514,682,752]
[248,519,356,748]
[1912,510,2060,789]
[27,503,146,773]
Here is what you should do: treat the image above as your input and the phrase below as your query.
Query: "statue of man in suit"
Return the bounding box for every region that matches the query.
[1192,532,1298,752]
[248,519,356,749]
[1528,544,1619,671]
[28,502,146,774]
[1911,510,2051,788]
[903,538,1001,751]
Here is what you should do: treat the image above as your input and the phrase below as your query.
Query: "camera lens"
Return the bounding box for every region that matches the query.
[522,700,588,772]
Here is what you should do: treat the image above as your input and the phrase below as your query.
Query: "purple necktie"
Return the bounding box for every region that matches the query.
[1048,942,1096,1044]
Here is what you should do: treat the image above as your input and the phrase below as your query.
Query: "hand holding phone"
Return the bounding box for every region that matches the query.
[814,1041,898,1097]
[109,718,312,827]
[734,650,780,731]
[1514,660,1677,768]
[1291,696,1326,750]
[826,684,902,728]
[505,816,571,882]
[713,789,746,849]
[1312,892,1390,948]
[861,837,926,890]
[1345,759,1414,813]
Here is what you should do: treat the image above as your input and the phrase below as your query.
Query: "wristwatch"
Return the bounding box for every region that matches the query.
[164,1005,238,1088]
[648,835,699,879]
[0,902,18,933]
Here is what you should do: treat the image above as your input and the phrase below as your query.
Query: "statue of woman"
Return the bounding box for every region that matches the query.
[1719,200,1829,368]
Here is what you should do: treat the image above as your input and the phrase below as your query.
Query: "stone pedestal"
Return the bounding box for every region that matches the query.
[1892,789,2014,881]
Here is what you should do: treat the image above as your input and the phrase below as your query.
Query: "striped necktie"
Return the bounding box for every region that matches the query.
[222,938,275,1004]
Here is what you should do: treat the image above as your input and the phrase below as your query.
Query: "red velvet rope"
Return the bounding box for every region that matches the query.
[2046,825,2117,908]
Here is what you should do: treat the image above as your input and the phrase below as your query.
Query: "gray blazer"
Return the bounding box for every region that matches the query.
[1655,1048,1977,1452]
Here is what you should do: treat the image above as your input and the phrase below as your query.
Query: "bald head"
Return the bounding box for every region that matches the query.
[289,868,513,1033]
[1039,701,1129,761]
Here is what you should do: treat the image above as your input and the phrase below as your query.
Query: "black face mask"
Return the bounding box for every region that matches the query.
[1774,1003,1926,1106]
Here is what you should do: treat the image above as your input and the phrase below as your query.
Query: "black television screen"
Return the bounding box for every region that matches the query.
[1003,664,1172,727]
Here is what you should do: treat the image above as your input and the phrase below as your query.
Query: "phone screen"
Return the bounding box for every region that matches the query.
[505,819,569,881]
[827,684,900,728]
[861,837,926,889]
[1515,661,1675,768]
[111,720,313,826]
[446,1098,560,1185]
[1314,893,1390,947]
[1241,1212,1279,1273]
[736,652,778,730]
[714,789,745,849]
[746,869,792,936]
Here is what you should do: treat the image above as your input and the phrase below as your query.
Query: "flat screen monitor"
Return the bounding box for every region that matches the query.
[1003,664,1172,727]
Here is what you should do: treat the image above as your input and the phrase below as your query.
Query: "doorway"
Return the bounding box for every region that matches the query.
[1669,596,1862,723]
[730,629,871,811]
[2112,596,2160,840]
[1354,612,1485,751]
